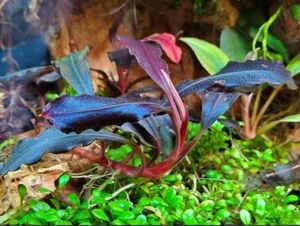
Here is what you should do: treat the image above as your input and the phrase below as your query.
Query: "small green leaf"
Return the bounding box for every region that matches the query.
[136,215,148,225]
[255,199,266,215]
[220,27,251,61]
[240,209,251,225]
[182,209,197,225]
[291,4,300,20]
[180,37,229,74]
[37,187,52,193]
[118,211,135,221]
[28,200,51,212]
[67,193,81,207]
[285,195,299,203]
[58,172,70,190]
[73,209,91,222]
[164,187,176,204]
[17,184,27,205]
[92,209,110,222]
[138,197,151,207]
[287,53,300,77]
[50,198,60,209]
[279,114,300,123]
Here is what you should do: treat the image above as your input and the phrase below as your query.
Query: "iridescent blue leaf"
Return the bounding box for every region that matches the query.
[42,95,166,132]
[201,90,240,131]
[176,59,297,97]
[121,114,175,155]
[54,47,94,95]
[0,128,128,174]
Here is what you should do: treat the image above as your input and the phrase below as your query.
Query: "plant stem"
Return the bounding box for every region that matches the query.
[252,86,281,132]
[105,183,135,201]
[241,94,255,139]
[251,87,262,125]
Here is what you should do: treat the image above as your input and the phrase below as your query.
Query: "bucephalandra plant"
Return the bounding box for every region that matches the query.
[0,33,297,178]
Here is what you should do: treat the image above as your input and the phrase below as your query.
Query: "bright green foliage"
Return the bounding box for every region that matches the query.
[180,37,229,74]
[287,53,300,77]
[5,122,300,225]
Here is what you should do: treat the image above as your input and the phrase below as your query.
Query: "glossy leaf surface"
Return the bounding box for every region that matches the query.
[118,36,170,92]
[180,37,229,74]
[201,91,240,131]
[54,47,94,95]
[176,59,297,98]
[0,128,128,174]
[42,95,166,132]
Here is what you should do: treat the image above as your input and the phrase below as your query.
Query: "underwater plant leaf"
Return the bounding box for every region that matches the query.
[0,66,60,141]
[286,53,300,77]
[121,114,175,156]
[176,59,297,98]
[42,95,166,132]
[0,128,128,174]
[117,36,170,92]
[220,27,251,62]
[54,47,94,95]
[180,37,229,74]
[143,33,182,63]
[108,48,136,69]
[201,90,240,131]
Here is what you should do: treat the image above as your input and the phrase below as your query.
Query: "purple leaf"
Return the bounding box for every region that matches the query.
[0,66,59,141]
[54,47,94,95]
[0,128,128,174]
[108,48,136,69]
[42,95,166,132]
[201,90,240,131]
[176,60,297,97]
[117,36,170,92]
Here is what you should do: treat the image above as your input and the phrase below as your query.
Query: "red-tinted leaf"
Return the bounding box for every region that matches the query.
[117,36,171,92]
[143,33,182,63]
[42,95,166,132]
